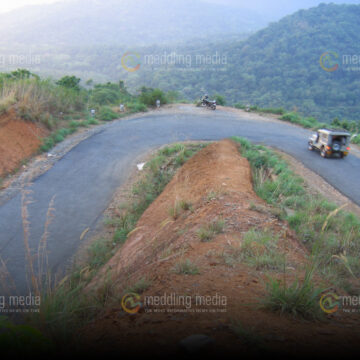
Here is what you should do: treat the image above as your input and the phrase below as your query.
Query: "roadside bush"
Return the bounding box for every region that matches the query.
[280,112,301,123]
[166,90,180,103]
[260,107,285,115]
[0,75,86,122]
[352,135,360,145]
[56,75,81,92]
[213,94,226,106]
[234,103,245,109]
[126,102,147,113]
[40,128,74,152]
[91,88,120,105]
[139,87,167,107]
[97,106,118,121]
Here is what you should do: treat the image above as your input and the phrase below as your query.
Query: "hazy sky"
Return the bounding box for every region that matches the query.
[0,0,60,13]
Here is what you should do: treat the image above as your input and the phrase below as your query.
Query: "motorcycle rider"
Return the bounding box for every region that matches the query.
[200,94,216,110]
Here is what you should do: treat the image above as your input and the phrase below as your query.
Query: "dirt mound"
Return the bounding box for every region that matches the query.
[84,140,360,356]
[0,110,48,177]
[96,140,257,278]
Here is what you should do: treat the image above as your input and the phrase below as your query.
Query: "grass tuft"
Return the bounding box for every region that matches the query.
[197,219,225,242]
[173,259,200,275]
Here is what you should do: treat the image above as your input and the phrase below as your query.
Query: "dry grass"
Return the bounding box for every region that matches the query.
[0,78,84,126]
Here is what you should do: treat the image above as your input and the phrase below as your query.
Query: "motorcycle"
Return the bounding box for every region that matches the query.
[200,96,216,110]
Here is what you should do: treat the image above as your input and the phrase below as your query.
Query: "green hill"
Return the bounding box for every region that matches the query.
[119,3,360,122]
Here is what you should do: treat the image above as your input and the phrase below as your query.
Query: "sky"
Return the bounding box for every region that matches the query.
[0,0,60,13]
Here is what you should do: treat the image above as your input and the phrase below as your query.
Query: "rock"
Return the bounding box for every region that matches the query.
[179,334,214,354]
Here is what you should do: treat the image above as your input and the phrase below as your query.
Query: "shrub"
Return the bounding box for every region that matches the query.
[260,107,285,115]
[91,88,119,105]
[262,275,324,320]
[352,135,360,145]
[97,106,118,121]
[213,94,226,106]
[234,103,245,109]
[0,76,86,122]
[126,102,147,113]
[56,75,81,91]
[281,112,301,123]
[139,87,167,107]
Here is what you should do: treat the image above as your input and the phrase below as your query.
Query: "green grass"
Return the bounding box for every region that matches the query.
[232,136,360,298]
[224,230,285,271]
[126,101,148,113]
[280,112,319,128]
[353,134,360,145]
[160,143,185,156]
[261,271,324,320]
[96,106,118,121]
[172,259,200,275]
[87,238,114,270]
[40,118,101,152]
[125,277,152,294]
[169,200,192,220]
[233,104,284,115]
[196,219,225,242]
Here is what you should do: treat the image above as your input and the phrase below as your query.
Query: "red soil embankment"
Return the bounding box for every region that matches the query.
[0,110,47,177]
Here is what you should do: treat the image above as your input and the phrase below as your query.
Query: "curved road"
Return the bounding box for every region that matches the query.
[1,106,359,295]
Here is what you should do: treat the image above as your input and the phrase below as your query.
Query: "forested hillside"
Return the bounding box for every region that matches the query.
[120,3,360,121]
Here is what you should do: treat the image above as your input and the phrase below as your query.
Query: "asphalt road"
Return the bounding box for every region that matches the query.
[1,106,359,296]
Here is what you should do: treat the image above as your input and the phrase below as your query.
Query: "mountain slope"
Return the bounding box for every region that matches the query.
[120,3,360,121]
[208,0,360,19]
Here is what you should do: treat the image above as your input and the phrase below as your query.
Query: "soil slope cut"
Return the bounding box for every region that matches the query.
[0,110,47,177]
